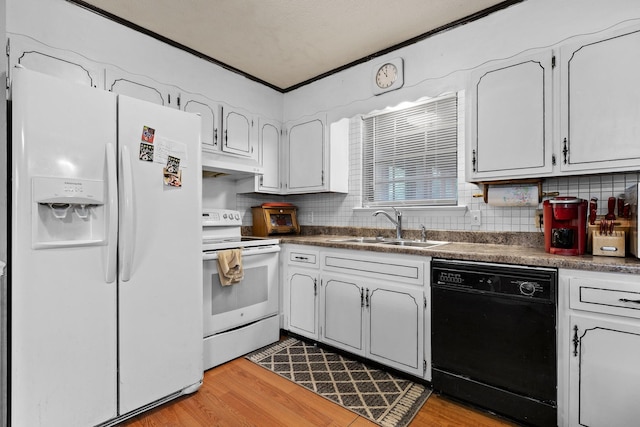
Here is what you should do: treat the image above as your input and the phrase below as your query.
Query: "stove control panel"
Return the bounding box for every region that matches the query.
[202,209,242,226]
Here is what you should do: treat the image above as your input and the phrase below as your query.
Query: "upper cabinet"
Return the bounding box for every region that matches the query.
[106,69,178,108]
[283,115,348,194]
[180,94,263,176]
[467,51,553,181]
[286,116,325,193]
[220,105,257,160]
[466,24,640,182]
[559,25,640,173]
[183,95,218,151]
[257,118,282,193]
[13,50,100,88]
[238,115,348,195]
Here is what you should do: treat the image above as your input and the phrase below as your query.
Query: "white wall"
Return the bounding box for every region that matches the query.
[238,0,640,234]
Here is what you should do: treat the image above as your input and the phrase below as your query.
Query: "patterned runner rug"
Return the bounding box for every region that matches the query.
[246,337,431,427]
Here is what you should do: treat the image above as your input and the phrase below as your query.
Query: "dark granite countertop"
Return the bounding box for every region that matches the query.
[278,232,640,275]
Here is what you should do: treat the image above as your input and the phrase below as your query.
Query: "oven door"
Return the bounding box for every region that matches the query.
[202,246,280,337]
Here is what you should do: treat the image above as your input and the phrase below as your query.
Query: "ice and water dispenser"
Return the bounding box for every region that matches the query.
[32,176,106,248]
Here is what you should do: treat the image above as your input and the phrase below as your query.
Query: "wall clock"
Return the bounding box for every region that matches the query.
[372,57,404,95]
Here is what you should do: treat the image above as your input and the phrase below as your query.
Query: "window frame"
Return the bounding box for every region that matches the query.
[361,93,459,208]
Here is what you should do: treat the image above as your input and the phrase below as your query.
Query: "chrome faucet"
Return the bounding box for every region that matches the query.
[420,224,427,242]
[373,207,402,239]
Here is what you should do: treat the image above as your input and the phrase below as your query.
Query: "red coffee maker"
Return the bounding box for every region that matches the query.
[543,197,588,255]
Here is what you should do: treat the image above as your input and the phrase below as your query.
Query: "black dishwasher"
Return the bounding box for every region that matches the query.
[431,259,557,427]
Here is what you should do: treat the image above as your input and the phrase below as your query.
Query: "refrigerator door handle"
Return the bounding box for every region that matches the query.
[120,144,135,282]
[105,143,118,283]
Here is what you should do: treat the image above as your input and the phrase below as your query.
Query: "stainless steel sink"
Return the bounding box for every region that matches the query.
[330,237,449,248]
[382,240,449,248]
[330,237,388,244]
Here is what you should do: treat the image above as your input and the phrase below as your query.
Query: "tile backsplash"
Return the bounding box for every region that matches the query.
[236,117,639,233]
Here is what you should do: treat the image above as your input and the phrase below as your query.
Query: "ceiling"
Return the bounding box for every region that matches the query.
[72,0,518,92]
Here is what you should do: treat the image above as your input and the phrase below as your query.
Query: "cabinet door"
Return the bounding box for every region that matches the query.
[14,49,100,88]
[570,314,640,427]
[560,25,640,173]
[183,97,218,153]
[287,116,325,193]
[287,267,319,340]
[321,274,364,356]
[106,69,177,108]
[258,119,281,193]
[367,284,424,377]
[468,51,553,181]
[222,106,255,158]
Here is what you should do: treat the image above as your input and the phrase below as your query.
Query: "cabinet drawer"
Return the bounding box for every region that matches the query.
[570,276,640,319]
[323,252,425,286]
[288,250,319,267]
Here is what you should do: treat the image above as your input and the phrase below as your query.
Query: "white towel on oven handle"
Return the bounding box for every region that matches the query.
[216,248,244,286]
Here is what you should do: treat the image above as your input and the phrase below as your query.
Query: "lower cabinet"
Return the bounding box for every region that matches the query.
[569,314,640,427]
[285,246,320,340]
[559,268,640,427]
[287,267,319,340]
[284,245,429,379]
[322,274,364,354]
[368,285,423,373]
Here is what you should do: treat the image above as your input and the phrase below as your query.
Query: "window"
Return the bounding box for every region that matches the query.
[362,93,458,207]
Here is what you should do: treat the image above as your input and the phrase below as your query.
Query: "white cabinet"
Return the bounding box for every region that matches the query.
[257,118,282,193]
[323,271,425,376]
[220,105,257,160]
[368,283,424,375]
[559,269,640,427]
[286,115,325,192]
[182,94,219,152]
[322,274,364,355]
[106,69,178,108]
[237,118,282,193]
[467,24,640,182]
[288,267,319,340]
[559,25,640,173]
[569,314,640,427]
[283,115,348,194]
[12,48,101,88]
[239,116,348,194]
[285,246,320,340]
[321,250,426,377]
[180,95,263,176]
[467,51,553,181]
[283,246,429,379]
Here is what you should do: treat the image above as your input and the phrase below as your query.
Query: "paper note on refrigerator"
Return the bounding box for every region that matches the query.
[154,137,188,168]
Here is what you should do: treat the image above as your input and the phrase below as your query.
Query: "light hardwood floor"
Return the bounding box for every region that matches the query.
[120,357,517,426]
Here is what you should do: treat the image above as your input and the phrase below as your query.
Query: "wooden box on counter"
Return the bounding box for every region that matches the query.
[252,203,300,237]
[592,231,626,257]
[588,218,630,257]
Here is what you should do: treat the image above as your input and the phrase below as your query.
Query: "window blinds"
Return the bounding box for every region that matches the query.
[362,94,458,206]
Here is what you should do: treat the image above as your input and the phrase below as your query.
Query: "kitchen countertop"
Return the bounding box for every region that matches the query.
[279,234,640,275]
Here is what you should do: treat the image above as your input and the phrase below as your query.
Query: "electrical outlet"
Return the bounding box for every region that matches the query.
[534,209,543,229]
[470,210,481,226]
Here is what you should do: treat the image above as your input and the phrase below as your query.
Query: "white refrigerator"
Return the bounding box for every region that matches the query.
[10,67,203,426]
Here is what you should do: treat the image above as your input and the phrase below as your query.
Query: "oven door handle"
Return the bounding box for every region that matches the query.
[203,246,281,261]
